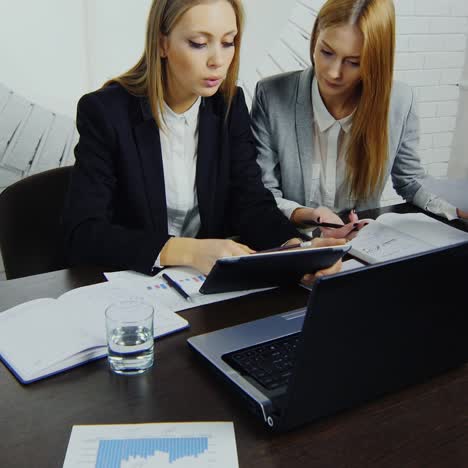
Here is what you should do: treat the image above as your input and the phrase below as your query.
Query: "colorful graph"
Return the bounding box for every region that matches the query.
[96,437,209,467]
[146,275,206,292]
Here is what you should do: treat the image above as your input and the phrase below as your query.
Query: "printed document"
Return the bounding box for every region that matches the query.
[63,421,239,468]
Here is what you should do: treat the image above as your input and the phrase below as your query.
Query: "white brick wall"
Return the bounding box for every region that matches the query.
[248,0,468,207]
[392,0,468,204]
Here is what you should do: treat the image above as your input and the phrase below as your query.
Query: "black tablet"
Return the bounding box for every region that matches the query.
[199,244,351,294]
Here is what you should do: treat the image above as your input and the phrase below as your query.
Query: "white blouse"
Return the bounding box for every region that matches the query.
[154,97,201,267]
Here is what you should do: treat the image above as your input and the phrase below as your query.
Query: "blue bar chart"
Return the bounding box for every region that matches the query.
[96,437,208,467]
[63,422,239,468]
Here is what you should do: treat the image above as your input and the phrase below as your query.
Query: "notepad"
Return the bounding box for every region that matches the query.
[349,212,468,264]
[0,282,188,384]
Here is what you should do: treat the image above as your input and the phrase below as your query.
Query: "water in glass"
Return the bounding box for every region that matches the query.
[108,324,154,374]
[105,300,154,375]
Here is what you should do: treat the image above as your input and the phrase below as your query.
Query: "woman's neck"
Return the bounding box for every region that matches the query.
[164,80,198,114]
[319,85,360,120]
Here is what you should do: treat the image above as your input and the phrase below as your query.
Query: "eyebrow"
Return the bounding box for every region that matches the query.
[321,40,361,59]
[190,30,238,37]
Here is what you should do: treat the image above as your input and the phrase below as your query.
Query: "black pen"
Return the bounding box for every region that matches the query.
[162,273,193,302]
[301,220,345,229]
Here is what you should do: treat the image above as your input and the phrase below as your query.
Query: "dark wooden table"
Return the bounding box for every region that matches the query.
[1,204,467,468]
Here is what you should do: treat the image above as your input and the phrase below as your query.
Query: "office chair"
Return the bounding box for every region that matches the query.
[0,166,72,280]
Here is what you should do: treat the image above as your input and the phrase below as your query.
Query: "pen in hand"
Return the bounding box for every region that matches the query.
[162,273,193,302]
[301,220,345,229]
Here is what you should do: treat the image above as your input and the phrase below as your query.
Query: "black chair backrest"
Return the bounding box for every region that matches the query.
[0,166,72,280]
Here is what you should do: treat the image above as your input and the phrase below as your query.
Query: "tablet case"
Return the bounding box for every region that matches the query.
[200,245,351,294]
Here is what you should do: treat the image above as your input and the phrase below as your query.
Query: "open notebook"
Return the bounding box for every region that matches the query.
[0,282,188,384]
[350,212,468,264]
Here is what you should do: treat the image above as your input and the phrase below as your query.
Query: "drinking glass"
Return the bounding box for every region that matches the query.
[105,300,154,375]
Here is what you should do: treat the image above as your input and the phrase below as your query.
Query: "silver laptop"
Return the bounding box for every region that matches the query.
[188,242,468,432]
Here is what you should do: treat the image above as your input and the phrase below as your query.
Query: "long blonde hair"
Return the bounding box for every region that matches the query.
[311,0,395,201]
[105,0,244,129]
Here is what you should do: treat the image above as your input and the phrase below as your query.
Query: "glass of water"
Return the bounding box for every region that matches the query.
[105,300,154,375]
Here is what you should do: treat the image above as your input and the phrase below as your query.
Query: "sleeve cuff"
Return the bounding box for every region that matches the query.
[413,186,458,220]
[276,198,305,221]
[426,198,458,221]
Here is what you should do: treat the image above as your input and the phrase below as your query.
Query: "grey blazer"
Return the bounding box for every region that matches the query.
[251,66,430,213]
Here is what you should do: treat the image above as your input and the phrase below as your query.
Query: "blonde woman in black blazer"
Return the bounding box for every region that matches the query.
[64,0,343,278]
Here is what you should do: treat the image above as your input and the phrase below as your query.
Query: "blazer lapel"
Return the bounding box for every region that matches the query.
[196,98,221,236]
[295,67,315,204]
[133,97,168,236]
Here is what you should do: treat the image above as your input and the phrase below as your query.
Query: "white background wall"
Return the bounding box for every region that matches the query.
[0,0,295,117]
[0,0,88,117]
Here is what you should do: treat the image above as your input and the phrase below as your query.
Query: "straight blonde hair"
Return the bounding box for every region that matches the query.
[310,0,395,201]
[104,0,244,129]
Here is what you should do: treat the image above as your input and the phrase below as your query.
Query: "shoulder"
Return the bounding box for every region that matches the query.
[390,80,415,116]
[256,69,303,96]
[77,83,135,119]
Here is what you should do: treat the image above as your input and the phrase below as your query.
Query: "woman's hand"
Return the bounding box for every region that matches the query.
[282,237,347,285]
[291,206,367,239]
[160,238,255,275]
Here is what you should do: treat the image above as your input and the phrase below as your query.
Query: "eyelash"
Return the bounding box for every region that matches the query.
[320,49,359,67]
[188,40,235,49]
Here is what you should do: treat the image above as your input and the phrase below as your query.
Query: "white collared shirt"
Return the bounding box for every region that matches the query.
[154,97,202,268]
[311,76,353,212]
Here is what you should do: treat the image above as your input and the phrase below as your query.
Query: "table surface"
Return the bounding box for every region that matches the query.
[1,204,467,468]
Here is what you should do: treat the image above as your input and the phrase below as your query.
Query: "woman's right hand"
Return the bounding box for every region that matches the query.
[160,238,255,275]
[292,206,367,240]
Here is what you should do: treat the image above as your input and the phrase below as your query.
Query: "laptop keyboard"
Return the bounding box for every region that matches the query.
[223,333,301,390]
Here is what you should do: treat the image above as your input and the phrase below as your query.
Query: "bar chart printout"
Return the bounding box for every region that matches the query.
[62,422,239,468]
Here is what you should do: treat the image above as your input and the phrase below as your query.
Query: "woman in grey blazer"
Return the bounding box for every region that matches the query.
[251,0,467,236]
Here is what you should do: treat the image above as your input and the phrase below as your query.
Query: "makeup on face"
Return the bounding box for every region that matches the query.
[313,24,363,96]
[162,1,238,113]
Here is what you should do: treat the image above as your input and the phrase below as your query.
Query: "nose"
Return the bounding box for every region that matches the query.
[207,45,223,69]
[328,59,343,80]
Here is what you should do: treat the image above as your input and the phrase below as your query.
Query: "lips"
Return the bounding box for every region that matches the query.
[203,77,223,88]
[324,79,342,88]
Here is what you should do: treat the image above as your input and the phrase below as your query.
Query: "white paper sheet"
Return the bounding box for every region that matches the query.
[105,267,275,313]
[63,422,239,468]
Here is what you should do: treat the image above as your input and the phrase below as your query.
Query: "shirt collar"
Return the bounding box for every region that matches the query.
[312,76,353,134]
[163,96,201,127]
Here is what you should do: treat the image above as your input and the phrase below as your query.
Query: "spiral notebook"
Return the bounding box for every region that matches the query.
[0,282,188,384]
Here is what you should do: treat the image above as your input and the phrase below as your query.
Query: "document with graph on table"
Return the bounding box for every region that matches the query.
[349,212,468,264]
[63,421,239,468]
[104,266,274,312]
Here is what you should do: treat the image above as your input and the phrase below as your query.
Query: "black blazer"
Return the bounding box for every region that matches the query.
[63,84,302,274]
